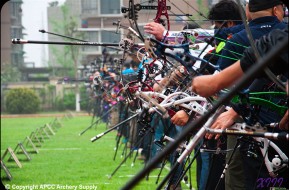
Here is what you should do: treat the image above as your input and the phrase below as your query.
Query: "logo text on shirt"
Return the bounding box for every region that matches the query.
[260,25,272,28]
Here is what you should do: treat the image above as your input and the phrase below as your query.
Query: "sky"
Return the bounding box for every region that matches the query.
[21,0,65,67]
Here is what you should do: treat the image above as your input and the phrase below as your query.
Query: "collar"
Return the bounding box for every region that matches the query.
[249,16,280,26]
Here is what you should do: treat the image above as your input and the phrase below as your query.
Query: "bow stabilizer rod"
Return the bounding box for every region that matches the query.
[11,38,144,47]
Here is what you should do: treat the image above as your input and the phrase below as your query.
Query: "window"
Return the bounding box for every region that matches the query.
[10,2,17,17]
[10,2,21,17]
[100,0,120,14]
[82,31,100,52]
[11,52,23,67]
[101,31,120,43]
[81,0,97,14]
[101,31,121,52]
[11,27,22,38]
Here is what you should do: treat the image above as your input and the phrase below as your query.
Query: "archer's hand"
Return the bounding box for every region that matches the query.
[153,78,168,92]
[205,108,239,139]
[144,22,165,41]
[171,110,189,126]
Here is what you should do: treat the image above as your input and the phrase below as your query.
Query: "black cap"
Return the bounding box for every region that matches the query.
[249,0,283,12]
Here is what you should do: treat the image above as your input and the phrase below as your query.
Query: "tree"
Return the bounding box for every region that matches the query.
[48,4,83,112]
[5,88,40,114]
[1,63,21,83]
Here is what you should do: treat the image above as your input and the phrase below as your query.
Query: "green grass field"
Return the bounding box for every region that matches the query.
[1,114,196,190]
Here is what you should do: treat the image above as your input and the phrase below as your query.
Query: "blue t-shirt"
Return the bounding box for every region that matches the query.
[122,68,136,75]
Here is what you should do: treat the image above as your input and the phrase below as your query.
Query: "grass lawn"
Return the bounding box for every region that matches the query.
[1,114,196,189]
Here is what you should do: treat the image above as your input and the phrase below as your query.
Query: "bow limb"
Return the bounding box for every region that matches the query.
[154,0,170,31]
[144,0,171,67]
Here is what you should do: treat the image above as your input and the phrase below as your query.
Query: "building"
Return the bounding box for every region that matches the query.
[1,0,24,69]
[1,2,11,66]
[47,0,211,74]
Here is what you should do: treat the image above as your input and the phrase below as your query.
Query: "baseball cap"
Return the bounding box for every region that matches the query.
[249,0,283,12]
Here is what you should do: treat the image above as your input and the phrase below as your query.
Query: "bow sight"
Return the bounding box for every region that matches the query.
[121,3,171,18]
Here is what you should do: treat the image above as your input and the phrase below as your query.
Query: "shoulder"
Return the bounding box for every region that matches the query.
[215,24,244,40]
[273,22,287,30]
[230,24,245,33]
[226,30,248,48]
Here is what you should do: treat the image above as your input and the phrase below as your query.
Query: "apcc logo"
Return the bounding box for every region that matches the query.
[39,184,56,189]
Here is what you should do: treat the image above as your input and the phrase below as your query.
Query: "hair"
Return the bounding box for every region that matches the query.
[208,0,243,25]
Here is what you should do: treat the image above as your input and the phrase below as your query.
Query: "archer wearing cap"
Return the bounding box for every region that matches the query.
[249,0,283,12]
[248,0,285,21]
